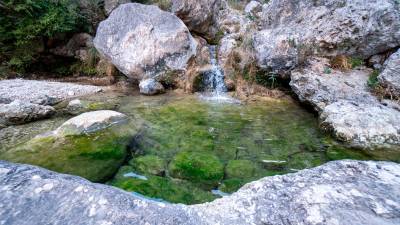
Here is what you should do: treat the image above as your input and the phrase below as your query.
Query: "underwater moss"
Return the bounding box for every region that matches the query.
[129,155,166,176]
[109,168,216,204]
[168,151,224,188]
[0,125,134,182]
[219,178,246,193]
[225,160,256,179]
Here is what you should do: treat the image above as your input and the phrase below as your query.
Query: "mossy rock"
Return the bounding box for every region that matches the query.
[168,151,224,188]
[225,160,256,179]
[109,174,216,204]
[219,178,245,193]
[129,155,166,176]
[0,126,133,182]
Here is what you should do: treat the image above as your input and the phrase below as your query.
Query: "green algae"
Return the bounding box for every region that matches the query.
[225,160,257,179]
[109,166,216,204]
[129,155,166,176]
[112,94,400,204]
[168,151,224,188]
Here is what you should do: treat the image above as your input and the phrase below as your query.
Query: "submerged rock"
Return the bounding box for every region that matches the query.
[129,155,166,176]
[378,49,400,97]
[168,151,224,188]
[1,160,399,224]
[0,110,133,182]
[290,58,400,149]
[139,78,165,95]
[94,3,197,82]
[0,100,55,127]
[55,110,128,136]
[254,0,400,75]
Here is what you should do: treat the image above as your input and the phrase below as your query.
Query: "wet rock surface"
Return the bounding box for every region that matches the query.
[94,3,197,82]
[290,58,400,149]
[1,160,399,225]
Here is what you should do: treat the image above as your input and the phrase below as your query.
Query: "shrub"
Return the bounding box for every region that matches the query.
[0,0,83,72]
[367,70,380,88]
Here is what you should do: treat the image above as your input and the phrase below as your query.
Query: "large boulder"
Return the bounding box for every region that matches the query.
[171,0,221,39]
[254,0,400,75]
[378,49,400,97]
[1,160,399,224]
[94,3,197,82]
[0,111,133,182]
[0,101,55,127]
[290,58,400,149]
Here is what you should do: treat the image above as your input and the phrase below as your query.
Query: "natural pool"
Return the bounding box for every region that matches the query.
[1,91,399,204]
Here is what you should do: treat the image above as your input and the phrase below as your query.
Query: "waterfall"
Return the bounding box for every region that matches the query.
[199,45,239,103]
[202,45,228,95]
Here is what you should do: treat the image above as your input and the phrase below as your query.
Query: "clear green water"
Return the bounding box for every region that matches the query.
[1,91,399,205]
[109,93,400,204]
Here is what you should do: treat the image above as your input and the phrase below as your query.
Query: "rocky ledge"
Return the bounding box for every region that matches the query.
[290,58,400,150]
[0,79,102,127]
[0,160,399,225]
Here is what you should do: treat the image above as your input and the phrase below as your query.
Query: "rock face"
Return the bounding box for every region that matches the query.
[254,0,400,75]
[378,49,400,97]
[1,160,399,224]
[55,110,128,136]
[94,3,197,82]
[290,58,400,149]
[0,101,55,127]
[172,0,221,39]
[139,78,165,95]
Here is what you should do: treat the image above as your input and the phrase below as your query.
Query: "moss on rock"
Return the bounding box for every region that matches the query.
[0,126,133,183]
[109,174,216,204]
[129,155,166,176]
[168,151,224,188]
[225,160,257,179]
[219,178,245,193]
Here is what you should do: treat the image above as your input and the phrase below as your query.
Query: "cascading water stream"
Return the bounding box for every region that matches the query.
[202,45,228,95]
[199,45,239,103]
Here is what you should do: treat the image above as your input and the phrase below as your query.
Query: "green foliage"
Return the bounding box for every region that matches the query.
[324,67,332,74]
[255,72,278,88]
[367,70,380,88]
[0,0,82,72]
[349,57,364,69]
